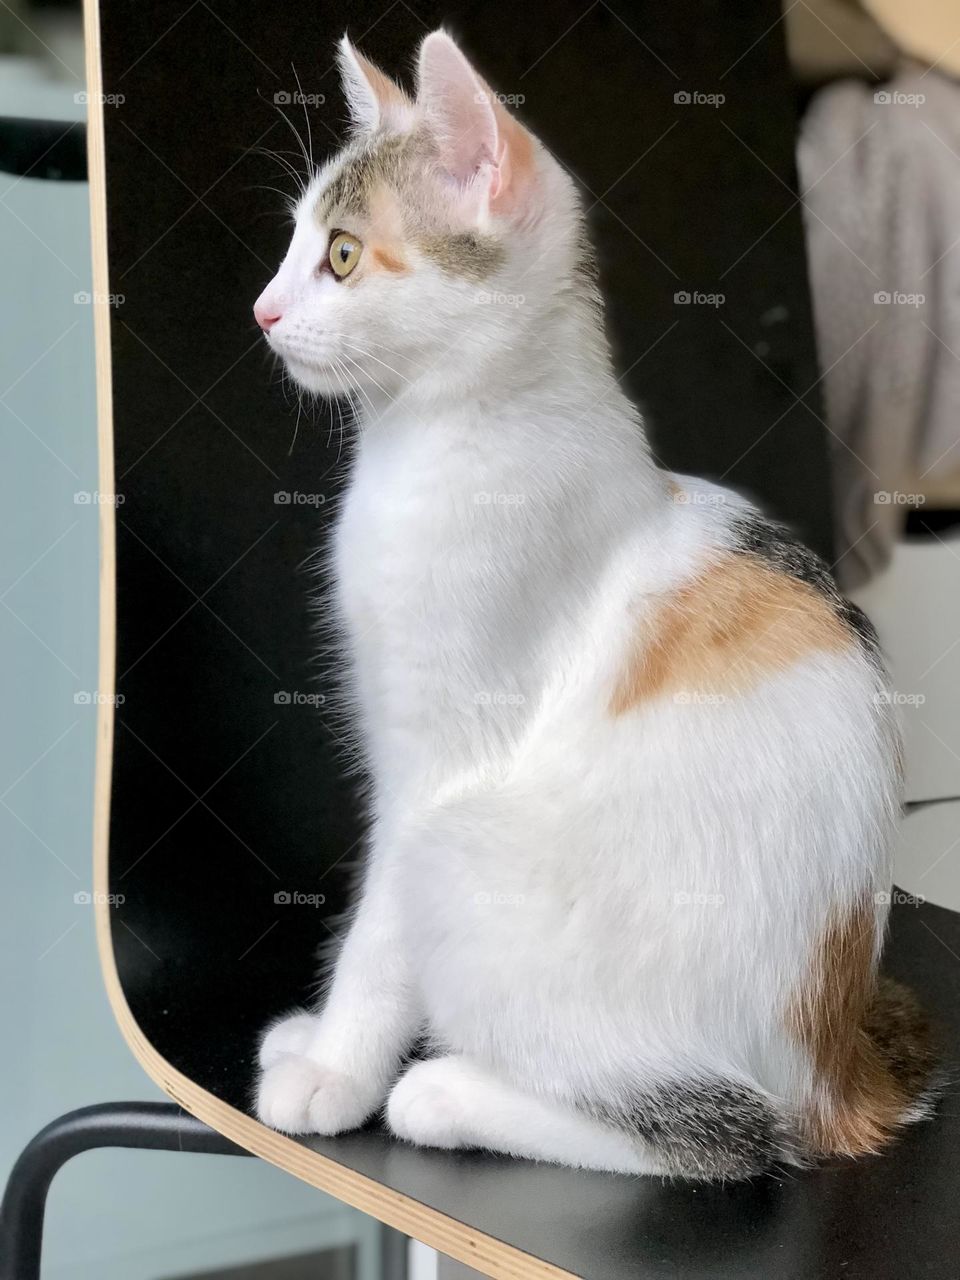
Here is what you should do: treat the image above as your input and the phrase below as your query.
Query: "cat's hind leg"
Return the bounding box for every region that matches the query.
[386,1056,667,1175]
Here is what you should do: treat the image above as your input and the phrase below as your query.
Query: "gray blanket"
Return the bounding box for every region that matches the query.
[798,64,960,587]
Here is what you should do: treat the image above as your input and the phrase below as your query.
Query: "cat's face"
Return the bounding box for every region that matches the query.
[254,31,575,403]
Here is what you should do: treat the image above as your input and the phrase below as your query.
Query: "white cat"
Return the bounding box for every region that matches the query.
[252,30,938,1179]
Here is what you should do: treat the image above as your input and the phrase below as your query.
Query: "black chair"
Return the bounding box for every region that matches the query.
[3,2,957,1276]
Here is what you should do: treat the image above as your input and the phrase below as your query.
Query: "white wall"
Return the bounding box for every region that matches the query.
[0,52,385,1280]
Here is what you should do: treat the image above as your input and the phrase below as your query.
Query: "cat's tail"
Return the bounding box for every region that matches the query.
[803,975,944,1160]
[581,985,942,1182]
[865,975,944,1125]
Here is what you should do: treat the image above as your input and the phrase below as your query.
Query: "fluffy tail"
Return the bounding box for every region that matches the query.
[804,976,943,1159]
[865,976,944,1122]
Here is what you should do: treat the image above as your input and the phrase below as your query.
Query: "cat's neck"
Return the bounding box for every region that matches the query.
[354,293,650,462]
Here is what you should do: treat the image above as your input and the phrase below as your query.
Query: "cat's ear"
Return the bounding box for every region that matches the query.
[416,30,536,219]
[337,35,416,135]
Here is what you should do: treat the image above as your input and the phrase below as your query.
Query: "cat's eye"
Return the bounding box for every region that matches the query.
[329,232,362,279]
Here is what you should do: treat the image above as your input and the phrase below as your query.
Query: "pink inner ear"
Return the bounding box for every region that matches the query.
[483,90,536,217]
[355,51,413,121]
[418,32,539,219]
[418,33,499,186]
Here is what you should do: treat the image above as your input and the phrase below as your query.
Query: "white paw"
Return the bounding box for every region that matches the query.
[258,1010,318,1070]
[257,1056,379,1135]
[387,1061,470,1150]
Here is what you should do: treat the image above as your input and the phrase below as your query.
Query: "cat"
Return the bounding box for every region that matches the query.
[251,29,939,1179]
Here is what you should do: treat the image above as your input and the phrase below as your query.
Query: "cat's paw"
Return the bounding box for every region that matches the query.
[258,1010,318,1070]
[257,1055,379,1135]
[386,1060,469,1150]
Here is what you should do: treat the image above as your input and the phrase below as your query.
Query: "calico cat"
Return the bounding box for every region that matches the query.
[252,29,938,1179]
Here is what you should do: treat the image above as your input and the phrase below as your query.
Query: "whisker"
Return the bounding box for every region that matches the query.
[250,145,305,203]
[337,339,413,385]
[258,90,312,192]
[291,63,315,179]
[329,358,355,469]
[337,335,428,367]
[338,352,380,420]
[244,184,300,210]
[289,389,304,456]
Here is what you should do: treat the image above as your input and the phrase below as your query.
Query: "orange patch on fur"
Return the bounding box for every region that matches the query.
[363,184,409,275]
[788,899,920,1157]
[609,553,851,714]
[370,245,408,273]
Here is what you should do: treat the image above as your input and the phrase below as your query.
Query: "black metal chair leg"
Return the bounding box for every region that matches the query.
[0,1101,252,1280]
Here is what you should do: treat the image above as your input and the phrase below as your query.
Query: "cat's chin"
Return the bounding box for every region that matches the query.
[282,355,347,396]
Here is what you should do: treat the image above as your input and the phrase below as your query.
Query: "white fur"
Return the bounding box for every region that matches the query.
[253,32,900,1172]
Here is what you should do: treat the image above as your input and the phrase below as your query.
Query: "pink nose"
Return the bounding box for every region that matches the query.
[254,295,283,332]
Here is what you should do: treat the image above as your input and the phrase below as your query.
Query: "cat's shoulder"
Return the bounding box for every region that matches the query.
[662,470,882,668]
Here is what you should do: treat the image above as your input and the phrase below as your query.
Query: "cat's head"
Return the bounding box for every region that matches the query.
[254,30,590,404]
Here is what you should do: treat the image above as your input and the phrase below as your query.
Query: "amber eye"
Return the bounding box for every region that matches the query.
[329,231,362,278]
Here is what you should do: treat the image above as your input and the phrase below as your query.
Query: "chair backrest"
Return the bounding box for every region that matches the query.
[91,0,829,1119]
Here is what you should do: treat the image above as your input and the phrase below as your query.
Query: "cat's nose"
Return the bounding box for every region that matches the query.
[254,296,283,332]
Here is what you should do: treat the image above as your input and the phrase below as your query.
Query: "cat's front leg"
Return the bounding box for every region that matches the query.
[256,851,420,1135]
